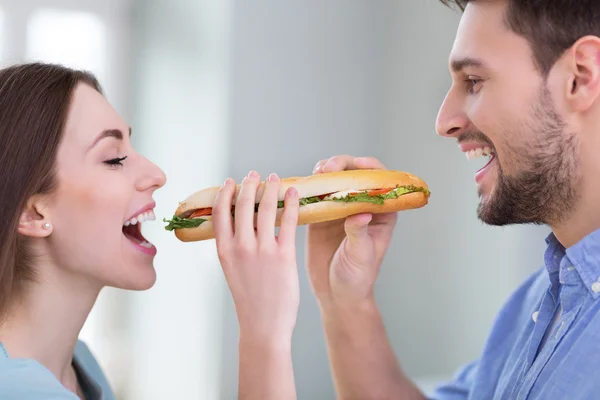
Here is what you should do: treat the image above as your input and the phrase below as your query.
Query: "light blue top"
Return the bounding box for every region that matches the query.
[430,229,600,399]
[0,340,115,400]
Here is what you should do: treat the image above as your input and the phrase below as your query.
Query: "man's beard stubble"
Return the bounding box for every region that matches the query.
[476,86,581,227]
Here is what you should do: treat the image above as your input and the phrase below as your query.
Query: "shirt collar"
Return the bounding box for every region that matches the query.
[564,228,600,298]
[544,229,600,298]
[544,233,565,277]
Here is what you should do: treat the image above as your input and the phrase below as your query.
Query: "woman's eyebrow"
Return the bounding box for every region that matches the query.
[86,127,132,152]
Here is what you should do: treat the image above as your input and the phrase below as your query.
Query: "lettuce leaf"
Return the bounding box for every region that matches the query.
[163,215,207,231]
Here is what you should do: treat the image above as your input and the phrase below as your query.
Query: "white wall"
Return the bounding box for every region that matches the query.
[125,0,232,398]
[218,1,387,398]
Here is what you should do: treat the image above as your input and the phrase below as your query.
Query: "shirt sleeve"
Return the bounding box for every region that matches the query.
[425,360,478,400]
[0,358,79,399]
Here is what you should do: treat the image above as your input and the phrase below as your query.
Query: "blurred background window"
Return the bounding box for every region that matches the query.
[26,8,107,84]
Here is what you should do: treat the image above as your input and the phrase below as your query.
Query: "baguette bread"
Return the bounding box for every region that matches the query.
[166,169,430,242]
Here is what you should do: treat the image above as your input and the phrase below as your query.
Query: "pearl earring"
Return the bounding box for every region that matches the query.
[42,222,51,230]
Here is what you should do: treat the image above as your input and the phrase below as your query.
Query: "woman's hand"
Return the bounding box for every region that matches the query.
[213,170,300,342]
[213,170,299,400]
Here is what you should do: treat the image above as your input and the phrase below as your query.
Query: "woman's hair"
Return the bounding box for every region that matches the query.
[0,63,102,323]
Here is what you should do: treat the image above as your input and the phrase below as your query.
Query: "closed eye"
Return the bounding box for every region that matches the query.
[104,156,128,167]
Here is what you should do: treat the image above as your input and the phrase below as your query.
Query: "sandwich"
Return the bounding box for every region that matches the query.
[164,169,430,242]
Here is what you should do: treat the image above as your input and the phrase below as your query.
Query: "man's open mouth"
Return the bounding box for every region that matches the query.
[123,210,155,249]
[465,146,496,173]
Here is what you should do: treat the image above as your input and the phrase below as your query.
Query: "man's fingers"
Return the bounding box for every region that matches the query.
[213,178,235,246]
[321,155,388,173]
[313,159,328,174]
[354,156,387,170]
[344,213,373,244]
[321,155,355,173]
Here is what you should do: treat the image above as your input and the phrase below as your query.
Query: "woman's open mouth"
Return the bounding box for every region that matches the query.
[123,210,157,255]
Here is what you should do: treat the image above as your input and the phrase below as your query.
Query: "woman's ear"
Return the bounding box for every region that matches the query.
[17,195,53,237]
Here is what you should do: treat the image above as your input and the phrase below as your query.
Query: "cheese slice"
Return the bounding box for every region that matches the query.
[324,189,362,200]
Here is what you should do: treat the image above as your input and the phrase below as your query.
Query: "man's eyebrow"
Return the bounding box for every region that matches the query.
[87,127,132,152]
[451,57,486,73]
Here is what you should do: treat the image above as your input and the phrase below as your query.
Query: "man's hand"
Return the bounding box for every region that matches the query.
[305,155,425,400]
[306,155,398,309]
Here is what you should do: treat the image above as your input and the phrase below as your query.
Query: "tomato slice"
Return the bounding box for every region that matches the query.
[367,188,393,197]
[190,208,212,218]
[317,193,334,200]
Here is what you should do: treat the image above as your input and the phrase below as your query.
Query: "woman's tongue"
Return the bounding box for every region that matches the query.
[123,224,147,244]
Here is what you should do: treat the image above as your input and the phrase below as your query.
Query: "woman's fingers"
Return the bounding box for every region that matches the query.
[213,177,236,245]
[235,171,260,242]
[256,173,280,243]
[277,187,299,247]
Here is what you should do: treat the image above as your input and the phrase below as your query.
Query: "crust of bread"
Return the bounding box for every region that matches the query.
[173,191,428,242]
[174,169,428,218]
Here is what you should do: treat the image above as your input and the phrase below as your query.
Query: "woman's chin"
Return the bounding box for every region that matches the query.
[111,265,157,291]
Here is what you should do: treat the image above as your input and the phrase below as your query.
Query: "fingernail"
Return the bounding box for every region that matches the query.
[313,165,321,173]
[287,187,298,198]
[268,173,279,182]
[223,177,232,186]
[248,170,259,179]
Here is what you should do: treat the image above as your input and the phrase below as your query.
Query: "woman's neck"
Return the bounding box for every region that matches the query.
[0,266,101,387]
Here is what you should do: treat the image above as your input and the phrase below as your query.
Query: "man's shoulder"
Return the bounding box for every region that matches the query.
[0,357,78,399]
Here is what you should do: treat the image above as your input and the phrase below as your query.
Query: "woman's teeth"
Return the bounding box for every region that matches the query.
[465,146,493,160]
[124,210,156,226]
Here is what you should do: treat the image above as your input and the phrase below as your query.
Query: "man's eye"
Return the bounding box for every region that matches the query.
[466,78,483,94]
[104,156,128,167]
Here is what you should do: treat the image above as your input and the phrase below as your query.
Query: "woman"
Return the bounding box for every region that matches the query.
[0,63,301,399]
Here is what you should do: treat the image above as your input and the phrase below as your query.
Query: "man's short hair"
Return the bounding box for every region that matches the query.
[439,0,600,77]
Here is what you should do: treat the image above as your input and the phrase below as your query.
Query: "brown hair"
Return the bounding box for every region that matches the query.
[0,63,102,323]
[439,0,600,76]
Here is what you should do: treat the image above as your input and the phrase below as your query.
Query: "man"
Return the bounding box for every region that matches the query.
[306,0,600,398]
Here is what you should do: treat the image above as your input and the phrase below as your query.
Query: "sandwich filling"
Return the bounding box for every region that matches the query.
[163,184,429,231]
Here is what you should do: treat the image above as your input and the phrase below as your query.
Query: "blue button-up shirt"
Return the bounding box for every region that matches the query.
[430,229,600,399]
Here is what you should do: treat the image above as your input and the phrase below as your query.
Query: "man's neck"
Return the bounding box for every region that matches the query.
[551,131,600,248]
[551,194,600,248]
[0,267,100,387]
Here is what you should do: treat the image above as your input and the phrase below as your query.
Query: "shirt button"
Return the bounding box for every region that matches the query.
[592,282,600,293]
[532,311,539,322]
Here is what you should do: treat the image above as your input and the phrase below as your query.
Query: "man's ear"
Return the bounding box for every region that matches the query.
[17,195,53,238]
[565,35,600,112]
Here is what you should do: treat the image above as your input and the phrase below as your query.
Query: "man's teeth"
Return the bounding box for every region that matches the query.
[139,241,153,248]
[124,210,156,226]
[465,147,493,161]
